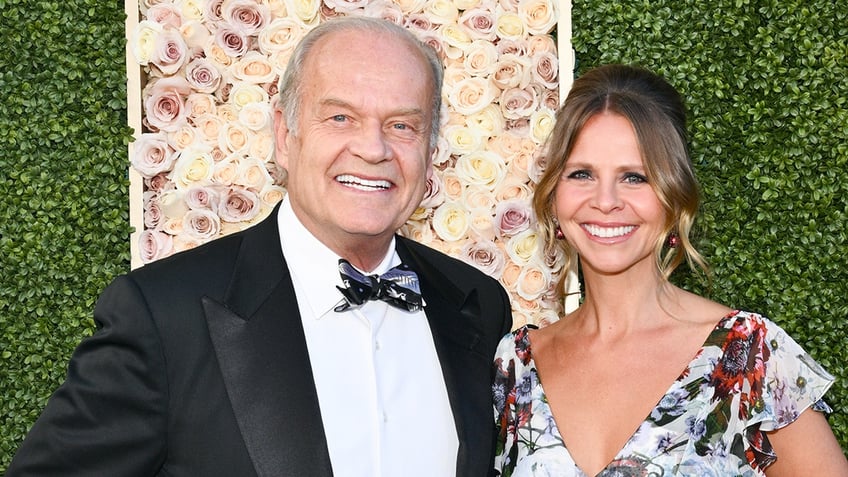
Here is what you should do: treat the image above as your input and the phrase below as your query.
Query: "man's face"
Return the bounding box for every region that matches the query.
[274,29,435,267]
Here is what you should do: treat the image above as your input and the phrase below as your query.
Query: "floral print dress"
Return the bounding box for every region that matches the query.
[492,310,835,476]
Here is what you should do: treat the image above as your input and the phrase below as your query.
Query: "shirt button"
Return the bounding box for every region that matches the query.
[382,411,389,422]
[375,340,382,351]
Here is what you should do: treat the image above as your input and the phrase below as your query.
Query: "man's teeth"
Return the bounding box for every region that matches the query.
[582,224,635,238]
[336,174,391,191]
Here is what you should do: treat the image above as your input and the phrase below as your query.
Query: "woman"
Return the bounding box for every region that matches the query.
[492,64,848,476]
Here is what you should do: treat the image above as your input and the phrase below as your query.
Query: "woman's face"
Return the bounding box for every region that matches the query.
[554,112,666,277]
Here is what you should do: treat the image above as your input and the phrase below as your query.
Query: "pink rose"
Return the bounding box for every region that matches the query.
[143,77,191,132]
[139,229,174,264]
[142,191,163,229]
[184,186,219,211]
[218,186,260,222]
[185,58,222,93]
[131,132,177,178]
[146,4,183,28]
[458,6,496,41]
[215,26,250,58]
[531,50,559,90]
[222,0,270,36]
[494,198,533,238]
[461,238,506,279]
[182,208,221,240]
[499,85,540,120]
[150,27,188,75]
[419,171,445,209]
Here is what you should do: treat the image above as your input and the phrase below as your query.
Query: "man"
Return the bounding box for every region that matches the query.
[8,16,512,477]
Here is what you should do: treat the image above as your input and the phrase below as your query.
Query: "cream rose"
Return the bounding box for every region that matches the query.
[180,20,211,51]
[259,183,286,207]
[185,92,217,119]
[462,40,498,78]
[182,208,221,240]
[438,23,472,59]
[238,101,272,130]
[235,156,272,189]
[132,132,177,178]
[494,176,532,202]
[218,122,250,154]
[454,150,507,191]
[393,0,428,14]
[492,53,532,90]
[147,3,183,28]
[157,188,189,220]
[176,0,204,21]
[432,201,470,242]
[424,0,459,24]
[443,124,484,156]
[519,0,558,35]
[231,51,276,84]
[400,219,435,245]
[247,128,275,162]
[193,113,223,141]
[446,76,498,117]
[465,104,504,137]
[257,18,304,55]
[213,156,239,184]
[462,184,496,210]
[468,207,496,242]
[515,261,551,301]
[500,260,521,291]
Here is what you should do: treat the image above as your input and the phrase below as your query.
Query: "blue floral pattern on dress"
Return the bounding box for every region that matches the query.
[492,310,834,476]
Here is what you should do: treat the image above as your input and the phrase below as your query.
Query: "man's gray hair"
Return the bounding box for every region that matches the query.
[276,16,444,148]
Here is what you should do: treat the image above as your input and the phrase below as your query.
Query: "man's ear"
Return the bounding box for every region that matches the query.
[273,107,290,169]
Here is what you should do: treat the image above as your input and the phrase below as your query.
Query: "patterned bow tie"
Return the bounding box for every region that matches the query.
[335,259,425,313]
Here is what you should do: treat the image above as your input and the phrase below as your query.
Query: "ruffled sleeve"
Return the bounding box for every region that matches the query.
[746,314,836,468]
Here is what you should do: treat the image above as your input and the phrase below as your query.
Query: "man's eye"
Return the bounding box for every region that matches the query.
[331,114,347,122]
[392,123,409,130]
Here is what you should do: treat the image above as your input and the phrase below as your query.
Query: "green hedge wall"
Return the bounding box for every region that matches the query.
[0,0,845,470]
[572,0,847,451]
[0,0,134,469]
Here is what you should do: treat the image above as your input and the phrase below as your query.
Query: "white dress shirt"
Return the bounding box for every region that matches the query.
[277,197,458,477]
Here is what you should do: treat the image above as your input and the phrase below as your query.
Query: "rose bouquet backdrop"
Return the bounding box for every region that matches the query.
[129,0,571,328]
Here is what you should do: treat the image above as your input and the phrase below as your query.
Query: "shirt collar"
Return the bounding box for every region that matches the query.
[277,196,399,318]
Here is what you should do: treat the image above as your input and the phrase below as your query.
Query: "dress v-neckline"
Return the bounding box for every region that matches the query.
[527,313,736,476]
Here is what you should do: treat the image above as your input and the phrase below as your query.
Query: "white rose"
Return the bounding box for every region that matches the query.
[229,82,269,109]
[424,0,459,24]
[505,228,541,266]
[530,107,556,145]
[247,128,275,162]
[176,0,204,21]
[172,146,214,189]
[399,219,435,245]
[283,0,321,24]
[132,20,163,65]
[432,201,470,242]
[393,0,428,14]
[465,103,504,137]
[438,23,472,60]
[157,188,189,220]
[454,150,507,191]
[495,11,525,40]
[238,101,272,130]
[515,260,551,301]
[443,124,485,156]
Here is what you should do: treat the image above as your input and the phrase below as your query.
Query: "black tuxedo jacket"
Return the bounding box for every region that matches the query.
[8,206,513,476]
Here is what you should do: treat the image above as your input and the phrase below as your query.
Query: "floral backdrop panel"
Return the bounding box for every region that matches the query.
[128,0,572,328]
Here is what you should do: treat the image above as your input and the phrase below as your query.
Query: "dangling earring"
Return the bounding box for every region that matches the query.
[555,226,565,240]
[553,219,565,240]
[665,231,680,248]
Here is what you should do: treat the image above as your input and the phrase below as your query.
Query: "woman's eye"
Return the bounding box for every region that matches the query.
[566,170,591,180]
[623,173,648,184]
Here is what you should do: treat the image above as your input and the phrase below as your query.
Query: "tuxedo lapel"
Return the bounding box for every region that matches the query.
[203,209,333,477]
